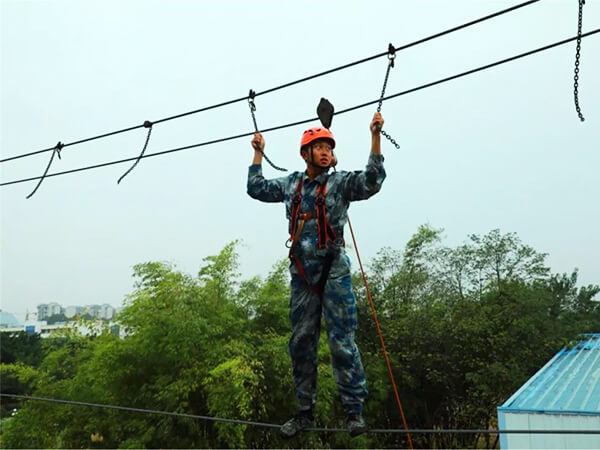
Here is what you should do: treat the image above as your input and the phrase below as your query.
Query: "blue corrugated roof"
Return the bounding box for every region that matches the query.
[499,333,600,414]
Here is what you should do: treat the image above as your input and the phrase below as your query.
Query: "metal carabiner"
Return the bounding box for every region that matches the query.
[387,43,396,68]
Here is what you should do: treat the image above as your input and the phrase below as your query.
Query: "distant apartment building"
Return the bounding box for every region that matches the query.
[1,319,125,339]
[84,304,116,320]
[100,304,115,320]
[37,302,64,320]
[37,303,116,320]
[36,304,48,320]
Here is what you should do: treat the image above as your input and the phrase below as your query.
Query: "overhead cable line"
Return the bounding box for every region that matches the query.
[2,28,598,190]
[0,0,542,164]
[2,394,599,435]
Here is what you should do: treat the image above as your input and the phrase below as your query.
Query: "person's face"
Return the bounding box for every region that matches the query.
[305,139,334,168]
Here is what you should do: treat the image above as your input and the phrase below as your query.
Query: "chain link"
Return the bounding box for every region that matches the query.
[117,125,153,184]
[381,130,401,149]
[377,58,393,114]
[26,142,64,199]
[573,0,585,122]
[247,91,287,172]
[377,47,401,149]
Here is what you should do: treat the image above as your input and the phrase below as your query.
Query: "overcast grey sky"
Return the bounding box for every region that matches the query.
[1,1,599,322]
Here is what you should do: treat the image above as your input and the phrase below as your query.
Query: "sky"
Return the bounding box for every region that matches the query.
[1,1,599,322]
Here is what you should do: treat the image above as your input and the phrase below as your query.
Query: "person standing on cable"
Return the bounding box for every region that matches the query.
[247,112,386,438]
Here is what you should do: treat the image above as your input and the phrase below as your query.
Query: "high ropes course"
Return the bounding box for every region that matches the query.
[1,0,597,196]
[1,1,598,447]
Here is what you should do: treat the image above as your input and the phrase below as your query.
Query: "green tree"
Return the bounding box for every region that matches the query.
[2,233,597,449]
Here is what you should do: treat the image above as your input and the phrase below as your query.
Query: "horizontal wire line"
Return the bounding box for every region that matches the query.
[1,28,598,189]
[0,0,541,164]
[2,394,599,435]
[336,28,600,115]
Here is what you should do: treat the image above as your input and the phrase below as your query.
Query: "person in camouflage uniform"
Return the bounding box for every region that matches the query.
[247,112,386,438]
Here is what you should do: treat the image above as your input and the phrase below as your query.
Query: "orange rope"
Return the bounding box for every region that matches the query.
[347,216,414,450]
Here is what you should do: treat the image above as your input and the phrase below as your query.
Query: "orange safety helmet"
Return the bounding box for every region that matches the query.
[300,127,336,150]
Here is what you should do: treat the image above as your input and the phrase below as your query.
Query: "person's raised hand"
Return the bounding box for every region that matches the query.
[370,112,384,135]
[251,133,265,152]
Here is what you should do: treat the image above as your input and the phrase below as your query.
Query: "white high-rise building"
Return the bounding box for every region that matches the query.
[99,304,115,319]
[38,303,63,318]
[37,304,49,320]
[49,303,62,316]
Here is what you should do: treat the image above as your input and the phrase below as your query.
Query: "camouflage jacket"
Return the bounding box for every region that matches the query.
[247,153,386,277]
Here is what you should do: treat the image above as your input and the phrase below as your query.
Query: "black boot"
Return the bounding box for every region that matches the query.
[280,410,314,438]
[347,413,368,437]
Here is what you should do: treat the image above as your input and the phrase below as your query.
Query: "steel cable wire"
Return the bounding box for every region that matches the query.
[0,0,542,164]
[2,394,599,435]
[2,28,598,189]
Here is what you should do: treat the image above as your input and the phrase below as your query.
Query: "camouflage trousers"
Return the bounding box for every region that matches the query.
[288,253,368,415]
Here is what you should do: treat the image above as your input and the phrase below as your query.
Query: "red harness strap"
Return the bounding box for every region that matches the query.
[289,177,304,238]
[314,182,337,250]
[287,176,337,295]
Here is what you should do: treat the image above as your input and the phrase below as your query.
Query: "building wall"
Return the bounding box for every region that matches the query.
[100,304,115,319]
[499,411,600,449]
[49,303,63,316]
[37,304,49,320]
[38,303,64,319]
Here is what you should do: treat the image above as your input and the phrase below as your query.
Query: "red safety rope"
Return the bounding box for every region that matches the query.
[347,216,414,450]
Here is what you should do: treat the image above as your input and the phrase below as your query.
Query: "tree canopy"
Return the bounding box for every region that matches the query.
[1,227,598,448]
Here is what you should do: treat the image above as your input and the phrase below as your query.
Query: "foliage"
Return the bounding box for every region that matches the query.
[45,313,67,325]
[1,231,598,449]
[0,332,44,366]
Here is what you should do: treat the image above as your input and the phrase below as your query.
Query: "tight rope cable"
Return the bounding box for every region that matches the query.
[2,394,599,435]
[2,28,598,189]
[0,0,542,164]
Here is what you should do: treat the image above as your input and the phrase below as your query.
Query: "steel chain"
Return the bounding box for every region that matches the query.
[381,130,400,149]
[377,49,401,149]
[26,142,64,199]
[574,0,585,122]
[377,58,393,114]
[117,123,153,184]
[248,92,287,172]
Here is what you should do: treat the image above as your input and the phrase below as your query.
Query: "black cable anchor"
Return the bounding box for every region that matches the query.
[573,0,585,122]
[376,43,401,149]
[248,89,287,172]
[26,141,64,199]
[117,120,153,184]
